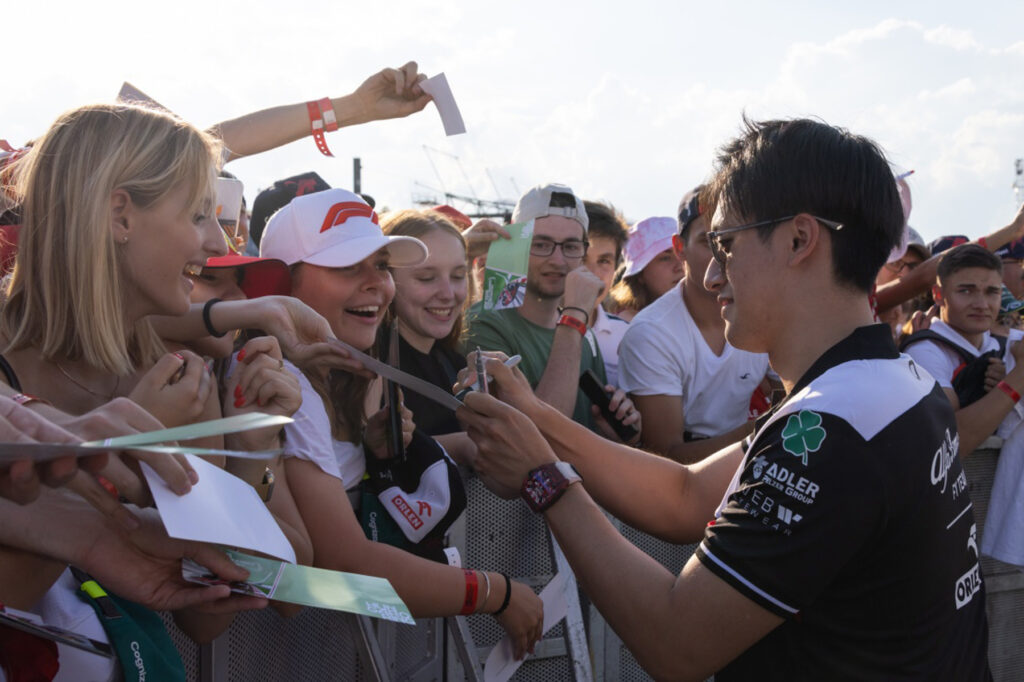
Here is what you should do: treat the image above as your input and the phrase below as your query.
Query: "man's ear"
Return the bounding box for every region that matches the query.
[784,214,821,267]
[932,283,944,305]
[109,189,132,244]
[671,233,685,259]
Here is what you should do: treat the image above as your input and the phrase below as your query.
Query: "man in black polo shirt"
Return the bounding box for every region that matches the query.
[457,118,990,679]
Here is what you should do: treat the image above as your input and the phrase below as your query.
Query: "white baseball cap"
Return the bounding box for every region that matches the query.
[622,216,678,277]
[512,183,589,232]
[260,188,427,267]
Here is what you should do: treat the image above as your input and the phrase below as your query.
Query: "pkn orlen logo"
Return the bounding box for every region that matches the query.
[320,202,379,232]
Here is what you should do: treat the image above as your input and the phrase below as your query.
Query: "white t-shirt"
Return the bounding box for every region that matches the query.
[591,306,630,388]
[902,319,1001,389]
[617,282,769,438]
[281,359,365,490]
[903,319,1024,426]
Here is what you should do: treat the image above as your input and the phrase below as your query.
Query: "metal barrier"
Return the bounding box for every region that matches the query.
[163,443,1024,681]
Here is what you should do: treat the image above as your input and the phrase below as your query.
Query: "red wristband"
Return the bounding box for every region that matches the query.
[10,393,50,407]
[997,381,1020,404]
[557,314,587,337]
[317,97,338,132]
[978,236,989,250]
[460,569,479,615]
[306,101,334,158]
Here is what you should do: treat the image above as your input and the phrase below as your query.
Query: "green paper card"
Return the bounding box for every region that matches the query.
[183,549,414,625]
[482,220,533,310]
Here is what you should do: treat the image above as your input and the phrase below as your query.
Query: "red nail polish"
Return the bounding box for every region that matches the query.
[234,396,245,408]
[173,352,185,361]
[237,349,247,361]
[234,385,242,399]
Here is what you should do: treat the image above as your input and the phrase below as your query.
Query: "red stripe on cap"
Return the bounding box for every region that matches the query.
[320,202,379,233]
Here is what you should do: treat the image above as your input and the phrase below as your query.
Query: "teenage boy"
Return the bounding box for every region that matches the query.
[902,243,1024,456]
[617,186,770,463]
[582,200,630,387]
[466,183,610,429]
[458,119,989,680]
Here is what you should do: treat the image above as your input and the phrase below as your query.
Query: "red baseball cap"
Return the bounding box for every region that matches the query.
[203,255,291,299]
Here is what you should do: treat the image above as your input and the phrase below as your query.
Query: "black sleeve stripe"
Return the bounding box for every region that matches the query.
[697,543,799,617]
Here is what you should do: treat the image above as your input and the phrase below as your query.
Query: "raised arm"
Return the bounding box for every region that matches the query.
[876,202,1024,314]
[532,266,605,416]
[210,62,432,162]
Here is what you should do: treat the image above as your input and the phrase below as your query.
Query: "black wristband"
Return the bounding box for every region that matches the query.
[560,306,590,325]
[493,573,512,616]
[202,298,227,338]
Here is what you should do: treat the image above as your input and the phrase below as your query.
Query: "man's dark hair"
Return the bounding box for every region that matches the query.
[583,200,629,266]
[937,243,1002,285]
[708,117,903,293]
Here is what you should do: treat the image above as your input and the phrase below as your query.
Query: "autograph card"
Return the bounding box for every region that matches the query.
[482,220,533,310]
[184,549,414,624]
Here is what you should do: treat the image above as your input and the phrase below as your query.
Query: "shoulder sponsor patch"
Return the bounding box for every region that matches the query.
[780,410,826,465]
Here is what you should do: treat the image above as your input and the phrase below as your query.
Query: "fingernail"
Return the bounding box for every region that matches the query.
[188,470,200,485]
[234,385,243,399]
[234,396,245,408]
[117,510,141,531]
[173,352,185,362]
[237,349,247,361]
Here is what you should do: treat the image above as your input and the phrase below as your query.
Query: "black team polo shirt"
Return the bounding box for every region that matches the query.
[697,324,991,681]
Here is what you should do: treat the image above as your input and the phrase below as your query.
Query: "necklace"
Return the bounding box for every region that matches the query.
[53,362,120,400]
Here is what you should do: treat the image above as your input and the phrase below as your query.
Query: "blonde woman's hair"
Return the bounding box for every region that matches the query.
[380,209,469,351]
[1,103,221,375]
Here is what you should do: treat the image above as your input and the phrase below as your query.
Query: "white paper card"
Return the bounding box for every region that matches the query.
[419,73,466,136]
[484,571,570,682]
[142,454,296,564]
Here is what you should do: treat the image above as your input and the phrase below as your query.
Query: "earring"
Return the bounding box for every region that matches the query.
[121,236,128,244]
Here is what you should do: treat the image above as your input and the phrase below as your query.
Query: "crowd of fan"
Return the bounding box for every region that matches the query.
[1,60,1022,681]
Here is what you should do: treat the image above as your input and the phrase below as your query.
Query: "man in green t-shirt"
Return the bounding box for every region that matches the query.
[466,183,607,430]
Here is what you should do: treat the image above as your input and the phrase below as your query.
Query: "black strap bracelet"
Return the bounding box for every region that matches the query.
[560,306,590,325]
[202,298,227,338]
[493,573,512,616]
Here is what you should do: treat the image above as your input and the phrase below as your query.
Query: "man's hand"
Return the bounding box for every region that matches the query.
[985,357,1007,391]
[349,62,432,125]
[456,392,557,499]
[455,352,541,417]
[592,386,643,445]
[463,219,511,261]
[562,266,605,315]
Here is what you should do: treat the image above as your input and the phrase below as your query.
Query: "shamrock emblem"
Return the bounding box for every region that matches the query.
[780,410,826,465]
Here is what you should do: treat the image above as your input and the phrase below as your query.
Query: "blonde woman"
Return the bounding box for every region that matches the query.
[0,103,257,680]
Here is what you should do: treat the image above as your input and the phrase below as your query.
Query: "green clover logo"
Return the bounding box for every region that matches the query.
[780,410,826,465]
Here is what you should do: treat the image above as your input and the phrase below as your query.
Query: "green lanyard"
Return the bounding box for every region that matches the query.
[72,568,185,682]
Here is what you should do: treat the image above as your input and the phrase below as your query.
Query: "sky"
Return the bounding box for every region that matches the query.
[4,1,1024,243]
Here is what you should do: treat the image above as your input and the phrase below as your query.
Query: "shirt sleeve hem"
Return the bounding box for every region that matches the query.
[695,543,800,619]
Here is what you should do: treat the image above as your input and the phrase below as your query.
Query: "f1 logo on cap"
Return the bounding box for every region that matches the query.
[320,202,379,233]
